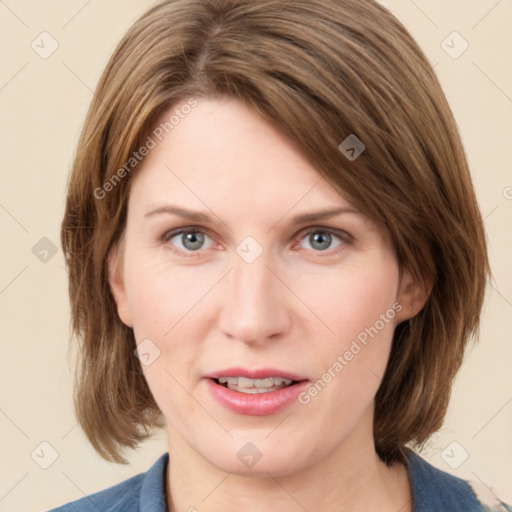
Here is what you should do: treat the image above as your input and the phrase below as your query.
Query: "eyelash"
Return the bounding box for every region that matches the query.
[160,226,352,258]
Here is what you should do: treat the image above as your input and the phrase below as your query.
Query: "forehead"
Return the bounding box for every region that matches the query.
[130,97,355,215]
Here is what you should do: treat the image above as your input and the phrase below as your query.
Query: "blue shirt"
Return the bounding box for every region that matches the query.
[48,450,511,511]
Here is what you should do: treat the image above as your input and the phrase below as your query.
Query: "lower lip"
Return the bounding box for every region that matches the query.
[205,378,309,416]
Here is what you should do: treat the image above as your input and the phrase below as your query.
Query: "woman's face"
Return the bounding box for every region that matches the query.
[109,97,420,476]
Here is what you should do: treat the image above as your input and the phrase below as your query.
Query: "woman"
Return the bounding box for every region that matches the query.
[53,0,510,510]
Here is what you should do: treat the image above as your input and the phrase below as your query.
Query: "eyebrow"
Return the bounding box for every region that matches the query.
[144,205,211,222]
[144,204,362,224]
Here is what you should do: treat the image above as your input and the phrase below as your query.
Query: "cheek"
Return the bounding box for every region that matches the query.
[123,258,215,419]
[298,260,400,406]
[125,270,172,341]
[122,254,222,400]
[302,260,400,345]
[123,252,213,340]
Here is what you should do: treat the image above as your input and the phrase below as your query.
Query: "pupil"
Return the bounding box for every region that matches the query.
[310,232,331,250]
[182,232,204,250]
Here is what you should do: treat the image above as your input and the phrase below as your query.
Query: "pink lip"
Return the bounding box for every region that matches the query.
[204,367,307,381]
[204,368,309,416]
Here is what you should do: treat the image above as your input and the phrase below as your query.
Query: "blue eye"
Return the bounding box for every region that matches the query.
[299,230,343,251]
[162,227,348,256]
[167,230,213,252]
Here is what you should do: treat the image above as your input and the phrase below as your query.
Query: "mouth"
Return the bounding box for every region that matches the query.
[204,368,310,415]
[213,376,299,394]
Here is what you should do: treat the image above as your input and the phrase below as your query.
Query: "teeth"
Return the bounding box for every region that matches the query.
[216,376,294,393]
[218,377,238,385]
[272,377,291,386]
[238,376,259,388]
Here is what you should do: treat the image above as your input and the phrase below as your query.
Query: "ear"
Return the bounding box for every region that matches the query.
[107,238,134,328]
[395,268,432,324]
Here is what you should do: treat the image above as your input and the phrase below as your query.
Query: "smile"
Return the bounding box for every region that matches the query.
[216,376,294,393]
[205,376,309,416]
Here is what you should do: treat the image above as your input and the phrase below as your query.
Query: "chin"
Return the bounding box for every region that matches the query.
[198,435,315,478]
[218,453,305,478]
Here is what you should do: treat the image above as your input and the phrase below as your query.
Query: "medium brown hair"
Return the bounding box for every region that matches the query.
[61,0,489,464]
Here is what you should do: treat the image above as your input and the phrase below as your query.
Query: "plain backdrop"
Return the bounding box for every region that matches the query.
[0,1,511,510]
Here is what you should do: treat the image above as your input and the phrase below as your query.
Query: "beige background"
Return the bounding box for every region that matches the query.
[0,1,511,510]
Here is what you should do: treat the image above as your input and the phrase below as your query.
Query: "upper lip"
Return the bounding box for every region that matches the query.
[204,367,308,381]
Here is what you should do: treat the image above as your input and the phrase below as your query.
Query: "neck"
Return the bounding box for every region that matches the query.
[165,410,412,512]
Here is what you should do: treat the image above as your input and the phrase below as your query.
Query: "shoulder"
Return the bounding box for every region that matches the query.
[406,449,512,512]
[46,453,169,512]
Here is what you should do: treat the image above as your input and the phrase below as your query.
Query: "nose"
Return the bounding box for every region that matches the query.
[218,254,292,346]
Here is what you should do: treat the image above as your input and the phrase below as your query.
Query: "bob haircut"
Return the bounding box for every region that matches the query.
[61,0,489,465]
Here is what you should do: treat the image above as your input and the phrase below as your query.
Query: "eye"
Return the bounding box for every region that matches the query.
[165,229,214,252]
[298,229,344,251]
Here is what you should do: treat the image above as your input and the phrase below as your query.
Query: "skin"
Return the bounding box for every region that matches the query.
[109,97,428,512]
